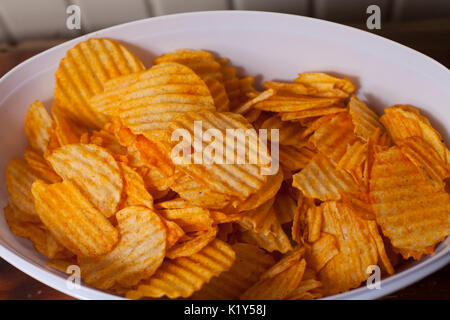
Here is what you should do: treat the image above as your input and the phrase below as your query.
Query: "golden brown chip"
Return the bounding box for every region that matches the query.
[260,115,307,146]
[274,191,297,224]
[367,221,394,275]
[158,207,213,232]
[234,89,275,115]
[277,146,316,174]
[260,246,305,280]
[167,110,270,200]
[381,105,449,164]
[254,94,341,112]
[292,153,358,201]
[241,259,306,300]
[166,225,218,259]
[203,76,230,112]
[118,164,152,208]
[398,136,448,189]
[24,100,52,155]
[54,38,145,128]
[279,106,347,121]
[51,103,88,145]
[341,191,375,220]
[6,159,45,217]
[311,112,358,165]
[370,147,450,259]
[191,243,275,299]
[90,62,215,138]
[305,204,323,243]
[348,95,384,141]
[79,206,166,289]
[126,239,235,299]
[46,144,123,217]
[318,202,378,295]
[238,199,292,253]
[4,206,65,259]
[24,148,61,183]
[31,179,118,257]
[305,233,339,272]
[294,72,355,97]
[3,201,40,224]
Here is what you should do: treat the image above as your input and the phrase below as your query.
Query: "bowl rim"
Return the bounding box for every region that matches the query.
[0,10,449,300]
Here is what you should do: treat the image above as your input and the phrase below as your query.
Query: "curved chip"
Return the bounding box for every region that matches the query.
[191,243,275,299]
[260,115,307,146]
[126,239,235,299]
[318,202,378,295]
[24,148,61,183]
[119,162,153,209]
[46,144,123,217]
[79,206,166,289]
[294,72,355,97]
[292,153,358,201]
[241,259,306,300]
[31,179,118,257]
[369,147,450,258]
[158,207,213,232]
[166,225,218,259]
[348,95,384,141]
[89,62,215,138]
[51,103,88,145]
[6,159,44,217]
[54,38,145,128]
[167,110,270,200]
[24,101,52,155]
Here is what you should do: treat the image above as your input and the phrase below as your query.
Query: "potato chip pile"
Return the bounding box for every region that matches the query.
[4,38,450,299]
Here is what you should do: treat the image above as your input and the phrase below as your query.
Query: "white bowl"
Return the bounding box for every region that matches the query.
[0,11,449,300]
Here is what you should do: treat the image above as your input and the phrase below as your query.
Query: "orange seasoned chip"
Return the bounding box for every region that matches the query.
[55,38,145,128]
[312,112,358,165]
[5,159,50,217]
[166,225,218,259]
[292,153,358,201]
[367,221,394,275]
[191,243,275,299]
[241,259,306,300]
[381,105,449,164]
[90,62,215,138]
[24,100,52,155]
[31,179,118,257]
[24,148,61,183]
[46,144,123,217]
[4,201,40,224]
[167,110,270,200]
[280,106,347,121]
[260,246,305,280]
[119,162,154,209]
[370,147,450,259]
[398,136,448,189]
[294,72,355,97]
[4,206,65,259]
[158,207,213,232]
[126,239,235,299]
[51,103,88,145]
[203,76,230,112]
[277,146,316,173]
[318,202,378,295]
[254,94,341,113]
[341,191,375,220]
[305,233,339,272]
[79,206,166,289]
[260,115,307,146]
[274,190,297,224]
[348,96,384,141]
[305,204,323,243]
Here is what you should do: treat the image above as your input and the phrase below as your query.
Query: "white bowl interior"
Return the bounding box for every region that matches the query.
[0,11,449,300]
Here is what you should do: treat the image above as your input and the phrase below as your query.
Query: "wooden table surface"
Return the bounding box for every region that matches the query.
[0,18,449,300]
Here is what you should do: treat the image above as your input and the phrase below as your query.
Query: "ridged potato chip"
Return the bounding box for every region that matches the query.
[260,115,307,146]
[51,103,88,146]
[241,259,306,300]
[31,179,118,257]
[5,159,48,217]
[348,96,384,141]
[126,239,235,299]
[318,202,378,295]
[191,243,275,299]
[369,147,450,259]
[294,73,355,97]
[254,94,341,113]
[203,76,230,112]
[79,206,166,289]
[166,225,218,259]
[398,136,448,189]
[260,246,305,280]
[119,162,154,209]
[280,106,347,121]
[158,207,213,232]
[167,110,270,200]
[312,112,358,165]
[24,101,52,155]
[277,146,316,173]
[292,153,357,201]
[54,38,145,128]
[90,62,215,138]
[274,190,297,224]
[24,148,61,184]
[305,233,339,272]
[46,144,123,217]
[381,105,449,164]
[4,205,65,258]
